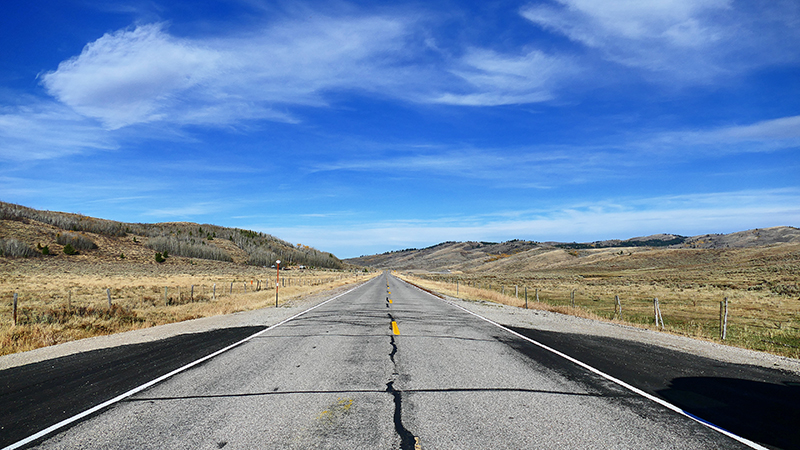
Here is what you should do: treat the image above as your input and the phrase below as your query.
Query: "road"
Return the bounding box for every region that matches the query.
[2,273,786,449]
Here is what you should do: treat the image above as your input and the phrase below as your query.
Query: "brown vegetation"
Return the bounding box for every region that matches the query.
[1,257,376,355]
[0,201,344,269]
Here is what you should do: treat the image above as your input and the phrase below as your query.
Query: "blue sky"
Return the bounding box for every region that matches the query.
[1,0,799,258]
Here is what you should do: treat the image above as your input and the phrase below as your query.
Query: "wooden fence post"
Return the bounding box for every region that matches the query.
[106,289,112,308]
[191,285,194,302]
[213,283,216,300]
[654,298,664,328]
[571,290,575,308]
[536,288,539,303]
[515,285,518,298]
[614,295,621,320]
[720,297,729,340]
[12,293,18,327]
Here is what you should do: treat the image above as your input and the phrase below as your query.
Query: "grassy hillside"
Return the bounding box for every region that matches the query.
[346,227,800,274]
[0,201,343,269]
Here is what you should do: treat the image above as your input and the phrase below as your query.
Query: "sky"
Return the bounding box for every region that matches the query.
[1,0,799,258]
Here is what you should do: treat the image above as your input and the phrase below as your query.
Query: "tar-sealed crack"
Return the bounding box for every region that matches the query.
[386,313,416,450]
[386,380,416,450]
[389,334,398,365]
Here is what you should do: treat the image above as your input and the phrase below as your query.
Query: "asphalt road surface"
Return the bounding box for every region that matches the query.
[2,273,784,449]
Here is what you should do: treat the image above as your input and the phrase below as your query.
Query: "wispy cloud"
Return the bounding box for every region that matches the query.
[432,47,576,106]
[271,188,800,257]
[521,0,800,82]
[142,202,226,218]
[306,112,800,187]
[36,11,584,129]
[0,102,117,160]
[39,16,417,129]
[713,115,800,141]
[643,114,800,155]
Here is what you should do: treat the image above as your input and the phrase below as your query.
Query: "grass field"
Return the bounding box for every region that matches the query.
[399,268,800,359]
[1,257,377,356]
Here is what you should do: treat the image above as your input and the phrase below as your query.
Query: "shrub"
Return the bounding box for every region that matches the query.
[56,232,97,251]
[247,248,278,266]
[155,252,165,263]
[0,201,126,236]
[37,243,50,255]
[146,236,232,262]
[63,243,78,255]
[0,239,37,258]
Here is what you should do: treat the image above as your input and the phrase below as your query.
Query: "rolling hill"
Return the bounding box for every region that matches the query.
[0,201,343,269]
[345,227,800,273]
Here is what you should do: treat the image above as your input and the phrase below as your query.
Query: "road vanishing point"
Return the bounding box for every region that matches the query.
[3,272,798,449]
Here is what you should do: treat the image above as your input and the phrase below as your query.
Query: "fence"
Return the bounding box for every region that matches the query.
[4,273,366,326]
[406,273,800,357]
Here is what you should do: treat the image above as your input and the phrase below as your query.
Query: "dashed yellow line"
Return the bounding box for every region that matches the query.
[391,321,400,335]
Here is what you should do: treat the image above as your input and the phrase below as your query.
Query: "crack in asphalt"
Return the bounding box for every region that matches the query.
[386,306,416,449]
[386,380,416,450]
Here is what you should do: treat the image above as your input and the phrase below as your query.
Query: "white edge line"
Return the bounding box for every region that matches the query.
[400,278,769,450]
[3,280,373,450]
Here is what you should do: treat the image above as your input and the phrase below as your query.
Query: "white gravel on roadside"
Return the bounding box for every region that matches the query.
[439,294,800,376]
[0,283,362,371]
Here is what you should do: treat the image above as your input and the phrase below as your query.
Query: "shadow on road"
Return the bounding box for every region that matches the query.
[0,326,266,448]
[658,376,800,450]
[504,326,800,450]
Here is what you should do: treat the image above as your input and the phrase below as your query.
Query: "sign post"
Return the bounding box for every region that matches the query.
[275,260,281,307]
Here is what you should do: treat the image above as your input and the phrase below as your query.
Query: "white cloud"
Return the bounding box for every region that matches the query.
[41,24,220,129]
[39,11,587,128]
[39,17,416,129]
[646,115,800,154]
[433,48,575,106]
[521,0,799,82]
[714,115,800,141]
[0,103,117,160]
[269,188,800,257]
[142,203,224,218]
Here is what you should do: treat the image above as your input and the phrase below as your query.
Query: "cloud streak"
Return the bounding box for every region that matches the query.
[521,0,800,82]
[270,188,800,257]
[0,103,117,161]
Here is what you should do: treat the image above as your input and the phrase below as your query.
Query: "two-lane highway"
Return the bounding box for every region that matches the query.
[5,273,762,448]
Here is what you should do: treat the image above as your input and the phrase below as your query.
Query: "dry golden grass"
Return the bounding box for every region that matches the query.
[1,257,378,356]
[399,264,800,359]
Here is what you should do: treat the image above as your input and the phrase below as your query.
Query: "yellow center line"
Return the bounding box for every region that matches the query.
[391,321,400,335]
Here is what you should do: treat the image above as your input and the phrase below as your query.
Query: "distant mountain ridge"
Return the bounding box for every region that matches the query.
[346,226,800,271]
